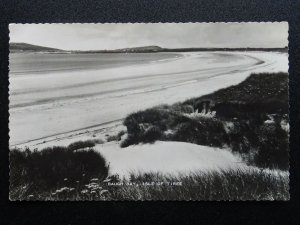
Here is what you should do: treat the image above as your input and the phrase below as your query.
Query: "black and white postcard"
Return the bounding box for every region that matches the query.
[9,22,289,201]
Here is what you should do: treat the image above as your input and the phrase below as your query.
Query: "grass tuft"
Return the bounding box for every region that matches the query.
[108,169,289,201]
[10,145,109,200]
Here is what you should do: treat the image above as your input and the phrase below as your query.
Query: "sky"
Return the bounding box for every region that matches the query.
[9,22,288,50]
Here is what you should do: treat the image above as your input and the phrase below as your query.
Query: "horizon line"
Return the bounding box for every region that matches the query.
[10,42,288,52]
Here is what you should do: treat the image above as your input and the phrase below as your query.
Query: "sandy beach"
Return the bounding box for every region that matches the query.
[9,51,288,147]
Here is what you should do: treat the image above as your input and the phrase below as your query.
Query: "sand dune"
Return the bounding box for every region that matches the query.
[95,141,246,177]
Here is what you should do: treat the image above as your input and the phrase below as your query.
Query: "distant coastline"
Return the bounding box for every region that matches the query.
[10,42,288,54]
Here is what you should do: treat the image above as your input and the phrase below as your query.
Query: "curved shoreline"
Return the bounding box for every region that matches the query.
[10,51,288,146]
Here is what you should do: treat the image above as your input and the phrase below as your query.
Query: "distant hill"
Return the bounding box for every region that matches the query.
[76,45,164,53]
[114,45,163,53]
[78,46,288,53]
[10,43,65,53]
[10,42,288,53]
[162,47,288,53]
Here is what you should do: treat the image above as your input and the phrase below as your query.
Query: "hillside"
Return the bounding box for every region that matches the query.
[114,45,163,53]
[10,43,65,53]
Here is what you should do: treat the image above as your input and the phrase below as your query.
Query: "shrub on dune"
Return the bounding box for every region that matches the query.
[122,108,171,146]
[67,140,96,151]
[172,117,228,147]
[171,103,194,114]
[254,122,289,170]
[106,130,126,142]
[10,145,109,200]
[124,108,170,132]
[143,125,164,143]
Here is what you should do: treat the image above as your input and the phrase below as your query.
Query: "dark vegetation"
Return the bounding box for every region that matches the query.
[109,169,289,201]
[67,140,96,150]
[10,141,109,200]
[10,165,289,200]
[106,130,126,142]
[188,72,288,118]
[121,108,228,148]
[121,73,289,170]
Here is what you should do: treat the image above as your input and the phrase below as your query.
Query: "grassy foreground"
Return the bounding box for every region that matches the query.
[108,169,289,201]
[10,141,289,201]
[10,146,289,201]
[10,140,289,201]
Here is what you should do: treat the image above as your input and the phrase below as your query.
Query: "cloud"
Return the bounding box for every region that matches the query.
[9,22,288,50]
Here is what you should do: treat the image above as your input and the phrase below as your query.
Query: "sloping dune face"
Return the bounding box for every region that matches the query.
[9,51,288,146]
[95,141,246,177]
